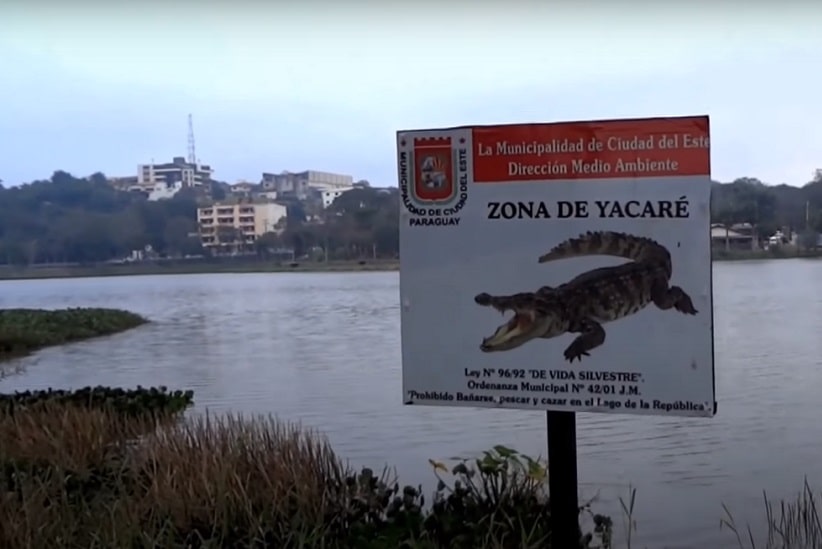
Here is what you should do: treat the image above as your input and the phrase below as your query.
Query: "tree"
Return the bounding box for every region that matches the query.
[254,232,282,258]
[209,181,226,201]
[5,170,822,266]
[798,229,818,251]
[0,171,203,264]
[164,216,201,256]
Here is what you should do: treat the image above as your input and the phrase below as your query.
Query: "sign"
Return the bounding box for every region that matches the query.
[397,116,715,417]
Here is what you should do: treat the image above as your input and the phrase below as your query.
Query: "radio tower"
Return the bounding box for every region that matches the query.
[187,113,197,165]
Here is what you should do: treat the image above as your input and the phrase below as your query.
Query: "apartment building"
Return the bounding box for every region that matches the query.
[197,200,287,252]
[138,157,214,190]
[260,170,353,200]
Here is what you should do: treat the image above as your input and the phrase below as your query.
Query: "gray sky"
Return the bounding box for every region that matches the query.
[1,1,820,187]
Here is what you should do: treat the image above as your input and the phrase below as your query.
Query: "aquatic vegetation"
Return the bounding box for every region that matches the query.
[721,480,822,549]
[0,307,147,360]
[0,401,611,548]
[0,385,194,418]
[0,391,815,548]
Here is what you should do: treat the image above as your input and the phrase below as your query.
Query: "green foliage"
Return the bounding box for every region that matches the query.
[415,445,613,548]
[278,187,399,259]
[0,307,148,360]
[0,171,404,265]
[0,171,205,264]
[710,177,822,237]
[0,407,611,549]
[4,395,818,548]
[0,385,194,418]
[6,170,822,267]
[721,478,822,549]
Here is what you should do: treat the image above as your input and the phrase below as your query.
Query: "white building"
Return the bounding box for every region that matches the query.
[260,170,353,199]
[228,181,258,197]
[138,156,213,190]
[321,187,355,209]
[147,181,184,201]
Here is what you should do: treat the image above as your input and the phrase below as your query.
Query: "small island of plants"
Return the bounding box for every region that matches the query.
[0,307,148,361]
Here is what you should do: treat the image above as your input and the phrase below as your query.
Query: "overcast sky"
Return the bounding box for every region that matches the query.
[1,1,820,187]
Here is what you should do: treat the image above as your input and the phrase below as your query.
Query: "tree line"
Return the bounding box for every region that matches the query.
[1,171,821,265]
[0,171,399,265]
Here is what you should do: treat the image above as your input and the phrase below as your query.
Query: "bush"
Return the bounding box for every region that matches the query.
[9,388,820,548]
[0,401,612,548]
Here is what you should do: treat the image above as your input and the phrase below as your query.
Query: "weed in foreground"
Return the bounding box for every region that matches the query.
[721,478,822,549]
[0,406,613,548]
[608,479,822,549]
[9,396,820,548]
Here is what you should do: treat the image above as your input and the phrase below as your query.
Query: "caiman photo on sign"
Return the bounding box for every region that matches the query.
[473,230,698,362]
[397,116,715,418]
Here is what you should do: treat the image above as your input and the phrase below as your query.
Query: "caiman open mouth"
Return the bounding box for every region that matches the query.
[479,304,537,351]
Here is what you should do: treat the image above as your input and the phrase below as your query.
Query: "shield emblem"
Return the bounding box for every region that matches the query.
[413,138,455,203]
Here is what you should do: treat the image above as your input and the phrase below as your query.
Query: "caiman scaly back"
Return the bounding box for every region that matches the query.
[474,230,697,363]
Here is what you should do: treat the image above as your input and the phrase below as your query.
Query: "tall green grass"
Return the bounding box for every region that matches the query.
[0,380,817,548]
[720,479,822,549]
[611,481,822,549]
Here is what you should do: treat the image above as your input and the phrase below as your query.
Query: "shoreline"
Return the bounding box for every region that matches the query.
[0,260,401,281]
[0,253,820,282]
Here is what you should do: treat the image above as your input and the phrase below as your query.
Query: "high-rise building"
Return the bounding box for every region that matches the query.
[197,200,287,252]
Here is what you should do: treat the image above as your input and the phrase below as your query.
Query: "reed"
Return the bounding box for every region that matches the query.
[0,404,612,548]
[5,397,817,548]
[720,480,822,549]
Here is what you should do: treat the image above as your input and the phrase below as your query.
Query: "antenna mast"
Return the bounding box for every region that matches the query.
[187,113,197,164]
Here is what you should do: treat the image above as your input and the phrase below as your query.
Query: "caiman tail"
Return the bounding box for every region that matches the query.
[537,230,670,266]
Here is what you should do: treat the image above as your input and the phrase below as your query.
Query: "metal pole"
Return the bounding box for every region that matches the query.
[547,410,580,548]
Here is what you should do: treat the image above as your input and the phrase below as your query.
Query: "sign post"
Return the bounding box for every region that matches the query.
[547,410,580,547]
[397,116,716,545]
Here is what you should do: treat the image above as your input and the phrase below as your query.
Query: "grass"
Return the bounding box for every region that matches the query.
[2,402,820,549]
[0,405,347,547]
[595,481,822,549]
[0,402,617,548]
[720,480,822,549]
[0,386,817,547]
[0,307,148,361]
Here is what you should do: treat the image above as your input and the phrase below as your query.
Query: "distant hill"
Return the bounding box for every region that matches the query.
[0,170,820,265]
[0,171,205,264]
[0,171,399,265]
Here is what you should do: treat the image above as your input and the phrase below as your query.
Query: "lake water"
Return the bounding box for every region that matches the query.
[1,261,821,548]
